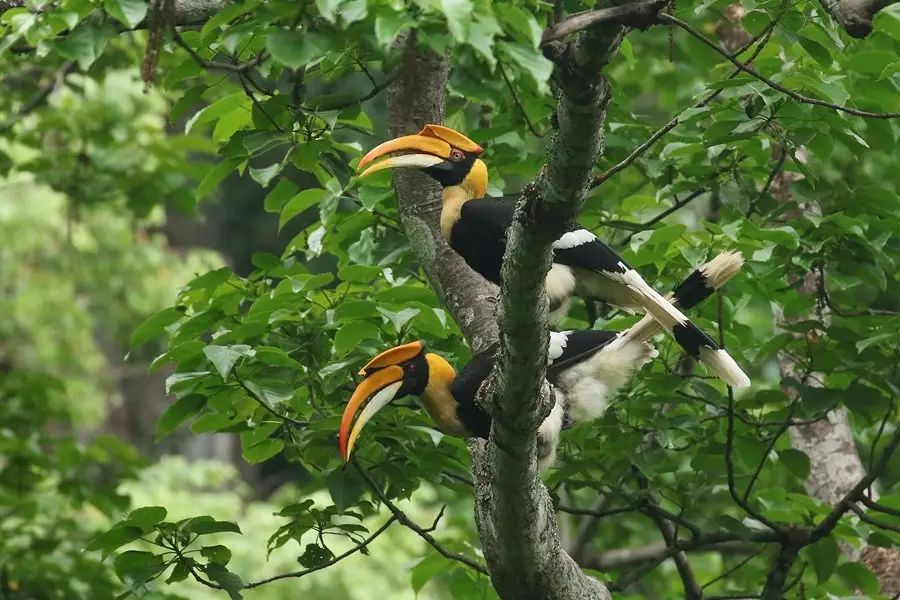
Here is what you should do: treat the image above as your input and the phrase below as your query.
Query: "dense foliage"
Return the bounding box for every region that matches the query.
[1,0,898,598]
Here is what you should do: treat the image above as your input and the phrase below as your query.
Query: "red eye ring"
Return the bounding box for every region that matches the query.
[449,149,464,161]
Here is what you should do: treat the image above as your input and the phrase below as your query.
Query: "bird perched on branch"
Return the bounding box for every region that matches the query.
[357,124,749,388]
[339,252,744,471]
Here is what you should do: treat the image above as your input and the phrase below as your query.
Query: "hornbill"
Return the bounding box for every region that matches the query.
[356,125,750,388]
[339,252,744,471]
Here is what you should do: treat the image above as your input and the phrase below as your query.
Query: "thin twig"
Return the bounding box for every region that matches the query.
[172,28,267,73]
[747,151,786,217]
[352,462,489,575]
[498,61,545,138]
[233,370,307,427]
[590,25,774,188]
[244,516,397,588]
[660,13,900,119]
[743,402,797,503]
[300,68,399,112]
[725,387,785,532]
[849,503,900,534]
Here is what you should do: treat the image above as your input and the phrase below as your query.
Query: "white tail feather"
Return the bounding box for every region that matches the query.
[700,251,744,290]
[699,347,751,388]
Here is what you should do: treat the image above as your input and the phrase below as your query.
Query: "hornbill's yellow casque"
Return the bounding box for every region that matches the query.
[356,125,750,388]
[339,252,744,471]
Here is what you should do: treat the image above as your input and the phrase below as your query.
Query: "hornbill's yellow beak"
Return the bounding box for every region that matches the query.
[356,124,483,178]
[338,340,426,461]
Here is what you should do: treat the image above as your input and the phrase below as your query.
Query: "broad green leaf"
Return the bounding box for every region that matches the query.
[242,438,284,464]
[806,535,839,584]
[203,344,254,381]
[104,0,147,28]
[441,0,472,42]
[778,448,811,480]
[157,394,206,439]
[197,158,242,200]
[126,506,167,532]
[280,188,328,230]
[86,524,143,558]
[266,30,331,68]
[375,11,412,47]
[201,545,232,566]
[114,551,166,584]
[57,23,115,69]
[264,178,299,214]
[327,469,365,512]
[333,322,381,356]
[181,516,242,535]
[498,41,553,93]
[131,307,185,348]
[203,563,244,600]
[298,543,334,568]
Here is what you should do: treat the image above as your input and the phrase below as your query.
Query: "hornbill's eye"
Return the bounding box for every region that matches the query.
[449,149,465,162]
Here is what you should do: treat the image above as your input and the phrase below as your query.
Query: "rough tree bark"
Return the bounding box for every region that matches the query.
[381,1,665,593]
[385,33,499,355]
[819,0,897,37]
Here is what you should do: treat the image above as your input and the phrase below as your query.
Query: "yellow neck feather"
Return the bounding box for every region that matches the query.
[439,159,488,241]
[421,353,468,437]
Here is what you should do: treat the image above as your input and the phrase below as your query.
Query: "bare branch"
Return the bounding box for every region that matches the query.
[819,0,896,37]
[540,0,667,46]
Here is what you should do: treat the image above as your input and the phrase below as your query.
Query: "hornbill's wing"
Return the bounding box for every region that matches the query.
[451,196,516,283]
[450,353,494,439]
[546,330,619,381]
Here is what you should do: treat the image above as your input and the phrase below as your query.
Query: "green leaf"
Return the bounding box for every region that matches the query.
[181,516,243,536]
[334,300,379,321]
[242,438,284,464]
[57,23,115,69]
[186,93,249,134]
[778,448,811,480]
[131,307,185,348]
[375,10,412,47]
[203,344,254,381]
[201,545,232,566]
[327,469,365,512]
[126,506,167,533]
[249,162,283,188]
[409,553,446,593]
[104,0,147,28]
[204,563,244,600]
[114,550,166,584]
[167,559,192,583]
[499,41,553,93]
[266,30,331,68]
[197,158,241,201]
[333,322,381,356]
[466,15,501,67]
[86,524,143,558]
[298,543,334,568]
[280,188,328,230]
[836,562,880,594]
[806,535,839,584]
[441,0,472,42]
[157,394,206,439]
[264,178,299,214]
[316,0,342,22]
